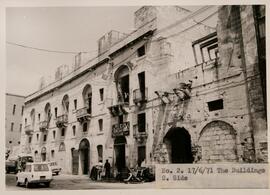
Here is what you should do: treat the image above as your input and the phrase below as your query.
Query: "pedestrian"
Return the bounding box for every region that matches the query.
[97,160,103,180]
[104,159,111,180]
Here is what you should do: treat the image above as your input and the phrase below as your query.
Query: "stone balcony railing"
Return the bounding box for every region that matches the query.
[39,120,49,132]
[112,122,130,138]
[133,88,148,104]
[24,125,34,135]
[55,114,68,128]
[76,107,91,123]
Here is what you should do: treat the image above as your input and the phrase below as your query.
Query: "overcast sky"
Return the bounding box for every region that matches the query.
[6,6,206,96]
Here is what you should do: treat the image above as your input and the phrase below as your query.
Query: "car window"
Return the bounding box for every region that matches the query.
[34,164,49,172]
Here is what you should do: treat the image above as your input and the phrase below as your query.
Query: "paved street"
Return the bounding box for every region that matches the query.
[6,173,156,190]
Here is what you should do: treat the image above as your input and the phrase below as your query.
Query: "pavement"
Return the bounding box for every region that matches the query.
[6,173,156,190]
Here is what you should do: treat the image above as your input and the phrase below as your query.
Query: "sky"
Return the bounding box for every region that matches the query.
[6,6,208,96]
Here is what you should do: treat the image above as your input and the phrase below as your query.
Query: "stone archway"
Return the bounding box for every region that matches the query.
[198,120,238,163]
[79,139,90,175]
[164,127,193,163]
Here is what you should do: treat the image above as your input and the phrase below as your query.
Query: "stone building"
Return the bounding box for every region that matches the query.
[19,5,266,176]
[6,93,25,157]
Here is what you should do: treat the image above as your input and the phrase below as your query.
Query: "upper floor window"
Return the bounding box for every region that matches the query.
[25,118,27,126]
[10,122,14,131]
[28,136,32,143]
[12,104,16,115]
[82,85,92,114]
[62,95,69,114]
[98,119,103,131]
[207,99,224,112]
[61,128,65,136]
[83,123,88,132]
[55,107,58,118]
[137,45,146,57]
[72,125,76,136]
[36,133,39,141]
[43,134,47,142]
[115,66,129,104]
[19,124,22,132]
[74,99,77,110]
[99,88,104,101]
[53,130,56,139]
[21,106,24,116]
[38,113,40,121]
[137,113,146,132]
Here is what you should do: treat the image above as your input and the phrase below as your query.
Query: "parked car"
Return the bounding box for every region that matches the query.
[48,161,61,175]
[16,162,53,188]
[5,160,18,174]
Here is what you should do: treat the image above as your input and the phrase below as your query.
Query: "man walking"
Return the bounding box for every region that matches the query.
[104,159,111,180]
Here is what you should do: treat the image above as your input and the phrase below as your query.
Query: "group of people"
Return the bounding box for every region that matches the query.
[90,159,111,181]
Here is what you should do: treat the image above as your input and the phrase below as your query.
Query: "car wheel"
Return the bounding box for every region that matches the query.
[25,179,31,188]
[44,182,50,187]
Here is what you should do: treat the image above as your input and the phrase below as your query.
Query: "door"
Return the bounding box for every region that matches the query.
[114,144,126,172]
[72,149,79,175]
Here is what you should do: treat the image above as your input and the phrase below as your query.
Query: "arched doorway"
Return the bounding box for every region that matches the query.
[79,139,90,175]
[199,121,238,163]
[114,136,126,172]
[164,127,193,163]
[41,147,46,162]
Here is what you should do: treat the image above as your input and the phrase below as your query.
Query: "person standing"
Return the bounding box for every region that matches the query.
[104,159,111,180]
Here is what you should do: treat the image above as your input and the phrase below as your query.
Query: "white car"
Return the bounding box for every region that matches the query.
[16,162,53,188]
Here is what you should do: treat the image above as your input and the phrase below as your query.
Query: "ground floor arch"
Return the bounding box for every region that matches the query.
[198,120,238,163]
[164,127,193,163]
[79,139,90,175]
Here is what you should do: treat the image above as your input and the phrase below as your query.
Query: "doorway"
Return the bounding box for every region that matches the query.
[164,127,193,163]
[114,136,126,172]
[79,139,90,175]
[71,148,79,175]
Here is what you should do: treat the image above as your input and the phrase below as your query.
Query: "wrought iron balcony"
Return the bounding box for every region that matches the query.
[24,125,34,135]
[76,107,91,123]
[55,114,68,128]
[107,102,128,117]
[133,124,148,144]
[133,88,148,104]
[112,122,130,138]
[39,120,49,132]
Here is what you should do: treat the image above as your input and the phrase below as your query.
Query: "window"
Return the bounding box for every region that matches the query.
[53,130,56,139]
[207,99,224,112]
[97,145,103,162]
[28,136,32,143]
[19,124,22,132]
[9,141,12,144]
[137,45,146,57]
[21,106,24,116]
[98,119,103,131]
[18,141,20,144]
[61,128,65,136]
[43,134,47,142]
[25,118,27,126]
[10,122,14,131]
[36,133,39,141]
[138,113,146,132]
[34,164,49,172]
[51,150,55,159]
[138,72,146,100]
[12,104,16,115]
[74,99,77,110]
[99,88,104,101]
[72,125,76,136]
[55,107,58,118]
[83,123,88,132]
[38,113,40,121]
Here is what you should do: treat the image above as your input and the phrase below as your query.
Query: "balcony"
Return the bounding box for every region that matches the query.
[76,107,91,123]
[112,122,130,138]
[55,114,68,128]
[24,125,34,135]
[39,120,49,132]
[133,124,148,144]
[133,88,148,104]
[107,102,128,117]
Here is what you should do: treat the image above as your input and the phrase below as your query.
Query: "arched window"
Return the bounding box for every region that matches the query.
[62,94,69,114]
[59,142,66,151]
[82,84,92,114]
